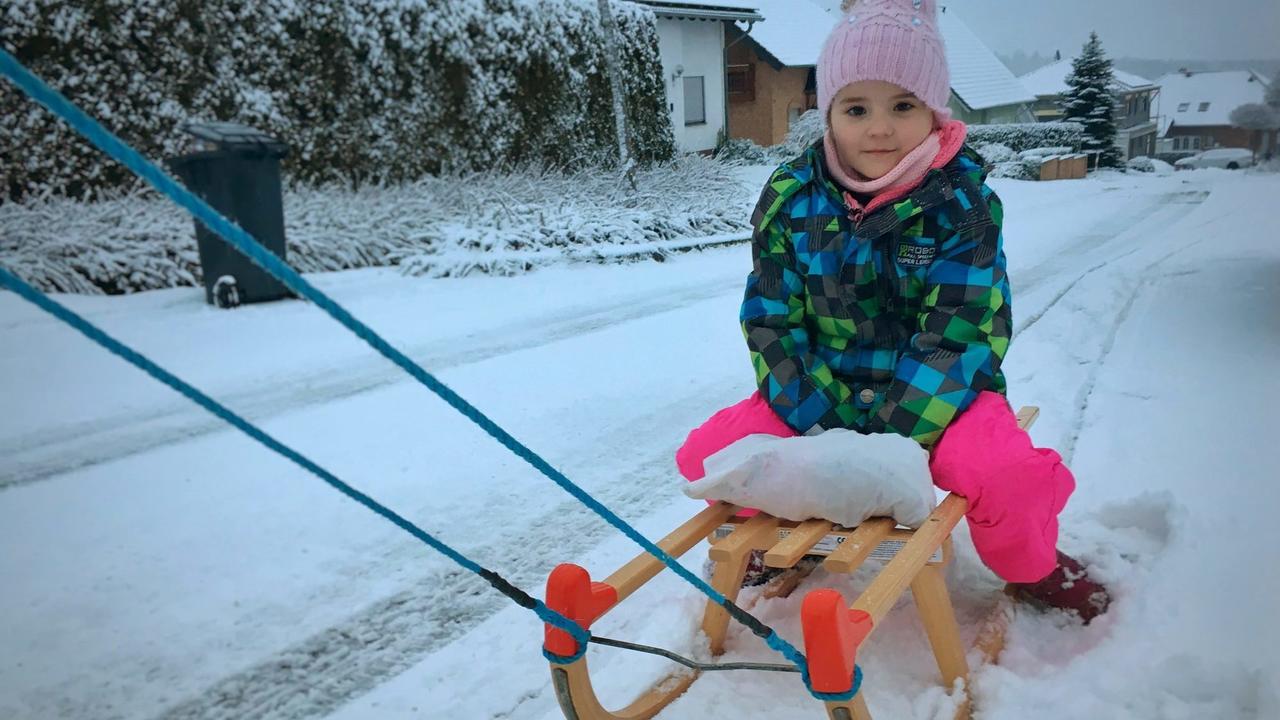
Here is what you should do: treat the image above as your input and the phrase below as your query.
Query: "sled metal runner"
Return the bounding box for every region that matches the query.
[542,407,1038,719]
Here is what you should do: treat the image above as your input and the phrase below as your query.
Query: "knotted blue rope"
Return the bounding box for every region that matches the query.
[803,664,865,702]
[0,48,808,672]
[0,266,589,650]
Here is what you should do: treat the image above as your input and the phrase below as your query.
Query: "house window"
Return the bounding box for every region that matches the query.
[683,76,706,125]
[1177,102,1190,112]
[1193,136,1202,149]
[726,64,755,102]
[1198,102,1210,112]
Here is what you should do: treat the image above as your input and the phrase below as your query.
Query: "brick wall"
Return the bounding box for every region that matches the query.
[725,31,815,147]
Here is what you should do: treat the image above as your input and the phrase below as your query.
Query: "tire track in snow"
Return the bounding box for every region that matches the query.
[1059,277,1149,464]
[0,278,743,490]
[147,391,727,720]
[1012,190,1207,340]
[1059,199,1223,465]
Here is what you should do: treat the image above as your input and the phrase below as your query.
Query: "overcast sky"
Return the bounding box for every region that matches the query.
[948,0,1277,61]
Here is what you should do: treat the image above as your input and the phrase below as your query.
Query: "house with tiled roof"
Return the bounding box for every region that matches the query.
[1152,69,1276,158]
[1019,58,1159,161]
[722,1,1033,147]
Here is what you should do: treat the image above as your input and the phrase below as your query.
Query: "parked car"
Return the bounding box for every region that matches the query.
[1174,148,1255,170]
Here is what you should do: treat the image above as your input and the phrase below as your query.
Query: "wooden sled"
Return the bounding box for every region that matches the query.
[543,407,1038,719]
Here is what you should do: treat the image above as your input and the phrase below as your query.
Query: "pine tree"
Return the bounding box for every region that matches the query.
[1061,32,1123,168]
[1265,78,1280,109]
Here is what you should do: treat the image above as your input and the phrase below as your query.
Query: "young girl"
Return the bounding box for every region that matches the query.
[677,0,1110,622]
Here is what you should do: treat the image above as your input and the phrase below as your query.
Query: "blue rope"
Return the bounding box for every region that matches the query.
[802,664,864,702]
[0,266,588,649]
[0,47,807,672]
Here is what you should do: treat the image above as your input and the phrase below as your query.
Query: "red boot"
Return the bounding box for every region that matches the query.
[1007,550,1111,624]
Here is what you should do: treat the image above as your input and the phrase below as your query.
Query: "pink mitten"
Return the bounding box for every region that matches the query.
[929,392,1075,583]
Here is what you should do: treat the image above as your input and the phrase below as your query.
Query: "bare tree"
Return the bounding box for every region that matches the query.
[1265,79,1280,109]
[1228,103,1280,158]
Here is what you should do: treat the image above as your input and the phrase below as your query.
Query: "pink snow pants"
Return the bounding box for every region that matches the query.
[675,391,1073,583]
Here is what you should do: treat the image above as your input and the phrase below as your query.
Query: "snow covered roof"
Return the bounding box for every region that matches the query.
[739,3,1033,111]
[739,0,838,67]
[937,8,1034,111]
[1020,58,1155,98]
[637,0,762,21]
[1154,69,1272,131]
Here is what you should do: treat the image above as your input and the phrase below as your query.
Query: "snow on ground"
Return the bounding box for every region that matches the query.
[2,167,1277,720]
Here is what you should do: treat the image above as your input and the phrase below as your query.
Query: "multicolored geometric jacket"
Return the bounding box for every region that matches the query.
[740,140,1011,446]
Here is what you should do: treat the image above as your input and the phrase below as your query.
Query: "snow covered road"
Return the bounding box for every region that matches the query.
[3,168,1276,720]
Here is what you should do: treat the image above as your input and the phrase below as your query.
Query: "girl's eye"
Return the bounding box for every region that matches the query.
[894,101,916,112]
[846,105,867,117]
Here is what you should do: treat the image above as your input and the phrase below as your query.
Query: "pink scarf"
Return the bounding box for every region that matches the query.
[823,120,968,219]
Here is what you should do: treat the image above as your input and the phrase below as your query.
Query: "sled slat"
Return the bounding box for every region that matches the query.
[849,494,967,625]
[1015,406,1040,430]
[822,518,894,573]
[764,519,834,568]
[707,513,780,562]
[605,502,739,602]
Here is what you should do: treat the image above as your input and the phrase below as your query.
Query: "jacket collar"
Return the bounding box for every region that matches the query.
[810,138,978,241]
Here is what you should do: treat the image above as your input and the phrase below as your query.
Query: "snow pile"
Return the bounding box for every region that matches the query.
[0,156,753,294]
[1126,156,1174,175]
[0,0,674,200]
[686,429,935,528]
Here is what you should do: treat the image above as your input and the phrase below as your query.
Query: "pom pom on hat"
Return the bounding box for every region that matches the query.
[818,0,951,124]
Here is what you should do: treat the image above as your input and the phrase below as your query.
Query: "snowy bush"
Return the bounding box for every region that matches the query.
[715,109,825,167]
[987,158,1042,181]
[714,138,776,166]
[0,155,752,294]
[0,0,675,200]
[967,122,1084,153]
[777,109,826,158]
[1126,156,1156,173]
[974,143,1016,163]
[1018,146,1074,160]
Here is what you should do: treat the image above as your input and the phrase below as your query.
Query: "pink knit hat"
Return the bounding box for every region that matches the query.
[817,0,951,124]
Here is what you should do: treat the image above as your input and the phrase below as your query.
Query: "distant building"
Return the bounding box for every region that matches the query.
[1152,69,1276,158]
[722,1,1034,147]
[637,1,763,154]
[1020,59,1159,161]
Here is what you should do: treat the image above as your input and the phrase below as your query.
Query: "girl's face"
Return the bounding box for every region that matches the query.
[829,80,935,180]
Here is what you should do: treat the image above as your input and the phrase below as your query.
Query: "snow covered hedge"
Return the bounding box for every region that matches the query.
[0,155,751,294]
[0,0,675,200]
[715,109,825,166]
[967,122,1084,154]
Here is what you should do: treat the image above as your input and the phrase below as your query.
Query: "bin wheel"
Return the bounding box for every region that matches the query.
[213,275,241,309]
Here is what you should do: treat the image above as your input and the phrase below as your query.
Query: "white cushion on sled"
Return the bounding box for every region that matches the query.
[682,429,935,528]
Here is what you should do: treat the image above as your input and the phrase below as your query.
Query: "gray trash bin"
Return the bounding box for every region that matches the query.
[168,122,292,308]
